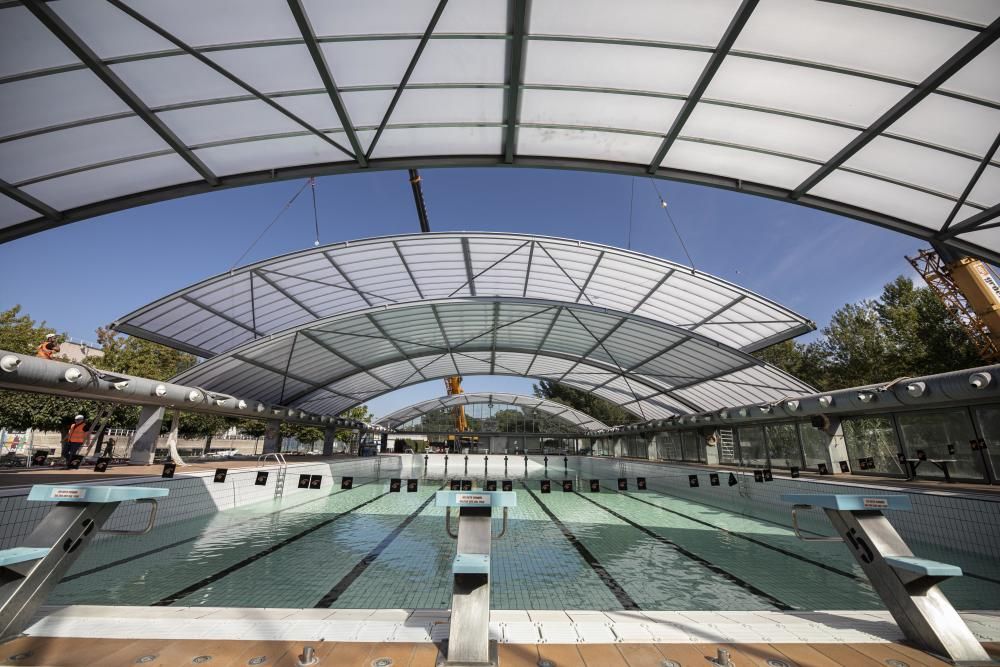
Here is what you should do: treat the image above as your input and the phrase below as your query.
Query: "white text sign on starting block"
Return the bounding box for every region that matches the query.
[455,493,491,506]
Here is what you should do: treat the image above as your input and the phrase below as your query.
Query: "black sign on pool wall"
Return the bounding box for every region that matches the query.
[617,478,628,491]
[162,463,176,478]
[709,473,720,486]
[255,471,268,486]
[31,452,48,466]
[214,468,228,483]
[728,472,738,487]
[407,479,418,492]
[763,469,773,482]
[818,463,830,475]
[450,479,461,490]
[562,480,573,492]
[688,474,699,488]
[390,478,402,492]
[93,458,110,473]
[485,480,497,491]
[502,480,513,492]
[839,460,850,473]
[636,477,647,490]
[461,480,472,491]
[341,476,353,490]
[753,470,764,483]
[310,475,322,490]
[298,474,311,489]
[858,458,868,470]
[540,480,551,494]
[790,466,800,478]
[590,479,600,493]
[68,455,84,470]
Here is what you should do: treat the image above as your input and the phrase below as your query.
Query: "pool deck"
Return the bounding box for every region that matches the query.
[3,606,998,666]
[4,636,997,666]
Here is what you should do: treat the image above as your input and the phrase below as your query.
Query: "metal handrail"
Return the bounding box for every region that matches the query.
[791,504,843,542]
[257,452,287,467]
[99,498,159,536]
[445,507,510,540]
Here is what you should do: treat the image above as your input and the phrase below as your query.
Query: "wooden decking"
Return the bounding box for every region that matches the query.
[1,636,998,666]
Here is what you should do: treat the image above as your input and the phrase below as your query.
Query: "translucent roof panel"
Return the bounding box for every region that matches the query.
[376,391,609,431]
[1,1,999,261]
[171,298,814,418]
[114,232,813,358]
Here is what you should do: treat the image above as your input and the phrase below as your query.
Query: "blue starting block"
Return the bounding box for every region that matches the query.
[0,484,169,644]
[780,493,987,663]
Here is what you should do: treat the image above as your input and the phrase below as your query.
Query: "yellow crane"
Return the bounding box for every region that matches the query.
[907,247,1000,362]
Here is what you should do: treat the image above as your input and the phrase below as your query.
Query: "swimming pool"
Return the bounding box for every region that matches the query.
[48,460,1000,612]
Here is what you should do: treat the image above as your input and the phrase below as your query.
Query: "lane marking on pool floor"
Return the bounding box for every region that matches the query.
[314,483,447,608]
[521,481,640,611]
[62,481,378,584]
[576,490,793,610]
[609,487,864,582]
[152,487,393,606]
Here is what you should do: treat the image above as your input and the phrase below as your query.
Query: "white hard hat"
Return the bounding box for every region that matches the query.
[74,414,84,421]
[46,333,56,338]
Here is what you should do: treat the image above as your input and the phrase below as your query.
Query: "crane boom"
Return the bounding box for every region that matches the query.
[907,248,1000,362]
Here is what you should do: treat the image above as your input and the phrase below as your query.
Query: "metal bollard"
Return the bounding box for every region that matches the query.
[296,646,318,666]
[711,648,733,667]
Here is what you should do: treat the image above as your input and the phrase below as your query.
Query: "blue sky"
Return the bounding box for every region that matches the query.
[0,167,924,418]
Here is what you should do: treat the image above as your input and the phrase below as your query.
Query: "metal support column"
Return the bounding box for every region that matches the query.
[128,405,164,465]
[323,425,336,456]
[262,419,282,454]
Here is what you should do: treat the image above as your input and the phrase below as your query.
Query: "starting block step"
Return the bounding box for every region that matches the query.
[0,547,51,567]
[27,485,169,503]
[452,553,491,575]
[781,493,913,512]
[884,556,962,578]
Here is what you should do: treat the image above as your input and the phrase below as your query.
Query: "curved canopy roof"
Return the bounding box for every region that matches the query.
[113,232,814,358]
[170,297,814,419]
[2,2,1000,260]
[376,391,609,431]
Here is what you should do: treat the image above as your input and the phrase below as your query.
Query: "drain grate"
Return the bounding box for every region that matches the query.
[372,659,394,667]
[135,656,157,664]
[192,657,213,664]
[247,657,268,666]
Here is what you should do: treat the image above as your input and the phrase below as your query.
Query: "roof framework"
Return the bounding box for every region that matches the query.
[114,232,814,359]
[169,297,814,419]
[1,1,1000,260]
[376,391,610,431]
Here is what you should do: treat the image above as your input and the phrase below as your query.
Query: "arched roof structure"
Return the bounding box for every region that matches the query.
[113,232,814,358]
[169,297,814,419]
[1,1,999,261]
[376,392,609,431]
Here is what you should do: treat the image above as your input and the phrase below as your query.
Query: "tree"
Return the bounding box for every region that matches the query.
[337,405,372,444]
[0,305,58,355]
[281,422,324,451]
[532,380,640,425]
[755,275,982,391]
[93,328,195,381]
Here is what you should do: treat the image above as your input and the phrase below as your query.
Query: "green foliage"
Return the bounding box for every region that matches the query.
[532,380,640,426]
[0,305,58,355]
[93,328,195,381]
[281,422,324,447]
[755,275,982,391]
[336,405,372,442]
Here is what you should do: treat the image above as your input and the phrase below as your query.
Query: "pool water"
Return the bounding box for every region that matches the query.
[50,470,1000,611]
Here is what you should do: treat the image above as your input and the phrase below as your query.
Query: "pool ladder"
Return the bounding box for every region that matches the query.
[258,453,288,500]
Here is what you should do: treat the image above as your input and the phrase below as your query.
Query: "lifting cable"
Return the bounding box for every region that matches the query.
[229,177,319,270]
[647,177,697,272]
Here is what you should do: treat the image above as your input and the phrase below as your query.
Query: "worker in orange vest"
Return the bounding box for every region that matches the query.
[63,414,88,467]
[36,334,60,359]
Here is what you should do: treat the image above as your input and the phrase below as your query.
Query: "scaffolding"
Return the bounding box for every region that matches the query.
[907,249,1000,362]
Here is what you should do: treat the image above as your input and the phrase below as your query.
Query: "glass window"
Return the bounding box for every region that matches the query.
[971,405,1000,484]
[842,415,905,475]
[657,431,682,460]
[798,422,828,470]
[896,409,984,481]
[736,425,767,466]
[765,422,802,469]
[681,430,701,462]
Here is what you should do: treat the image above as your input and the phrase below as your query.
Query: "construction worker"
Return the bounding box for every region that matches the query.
[36,334,60,359]
[63,414,88,467]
